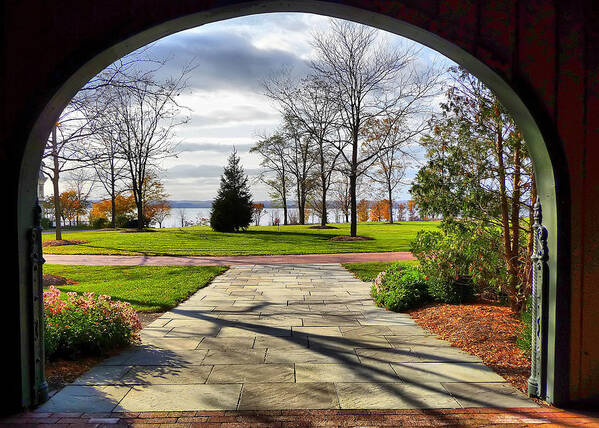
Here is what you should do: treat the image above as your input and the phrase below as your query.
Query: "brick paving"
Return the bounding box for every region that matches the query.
[4,408,599,426]
[43,251,415,266]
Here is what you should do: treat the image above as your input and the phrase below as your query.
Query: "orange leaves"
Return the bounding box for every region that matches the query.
[90,193,136,221]
[408,303,531,392]
[369,199,390,222]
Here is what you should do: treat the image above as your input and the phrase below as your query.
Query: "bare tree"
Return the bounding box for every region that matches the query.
[65,168,95,225]
[41,93,101,239]
[265,74,342,226]
[282,114,317,225]
[110,64,193,230]
[310,20,441,236]
[177,208,187,227]
[250,132,291,225]
[362,115,416,223]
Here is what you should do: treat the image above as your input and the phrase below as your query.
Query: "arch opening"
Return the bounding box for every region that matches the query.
[16,1,569,409]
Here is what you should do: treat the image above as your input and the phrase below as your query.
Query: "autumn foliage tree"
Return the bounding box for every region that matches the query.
[369,200,391,222]
[357,199,370,222]
[89,193,136,227]
[59,190,87,226]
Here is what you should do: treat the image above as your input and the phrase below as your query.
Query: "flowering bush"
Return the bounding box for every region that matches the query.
[371,264,430,312]
[44,286,142,359]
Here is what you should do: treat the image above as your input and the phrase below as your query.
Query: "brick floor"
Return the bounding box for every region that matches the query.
[3,407,598,426]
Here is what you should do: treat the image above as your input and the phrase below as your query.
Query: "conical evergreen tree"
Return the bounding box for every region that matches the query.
[210,149,254,232]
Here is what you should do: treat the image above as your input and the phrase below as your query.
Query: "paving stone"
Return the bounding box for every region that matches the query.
[102,348,208,366]
[442,382,539,408]
[254,336,308,349]
[72,365,131,385]
[336,382,461,409]
[197,337,255,350]
[202,349,267,364]
[309,335,391,351]
[37,386,131,413]
[296,363,399,383]
[390,362,506,383]
[238,383,339,410]
[218,326,292,337]
[340,326,394,336]
[292,326,343,337]
[121,365,213,384]
[207,364,294,383]
[114,384,242,411]
[356,348,423,363]
[141,337,203,350]
[265,348,359,364]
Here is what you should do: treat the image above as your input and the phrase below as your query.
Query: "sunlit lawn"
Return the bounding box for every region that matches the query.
[43,265,227,312]
[42,221,439,256]
[343,260,418,282]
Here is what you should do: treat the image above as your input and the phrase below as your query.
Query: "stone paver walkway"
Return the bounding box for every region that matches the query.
[37,264,536,413]
[43,251,414,266]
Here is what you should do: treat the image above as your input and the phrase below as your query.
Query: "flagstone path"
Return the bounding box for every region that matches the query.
[37,264,536,413]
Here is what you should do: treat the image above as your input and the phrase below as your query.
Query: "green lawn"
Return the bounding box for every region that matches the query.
[44,265,227,312]
[343,260,418,282]
[42,222,439,256]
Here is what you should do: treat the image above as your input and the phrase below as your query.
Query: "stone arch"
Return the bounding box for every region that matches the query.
[6,0,591,412]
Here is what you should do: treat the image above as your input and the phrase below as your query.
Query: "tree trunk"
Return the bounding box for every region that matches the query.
[388,183,394,224]
[495,123,518,310]
[321,189,327,227]
[137,202,144,230]
[51,126,62,240]
[349,173,357,237]
[110,166,117,228]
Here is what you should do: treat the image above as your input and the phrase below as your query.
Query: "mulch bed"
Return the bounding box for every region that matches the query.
[329,235,375,241]
[42,239,88,247]
[309,225,339,229]
[45,355,108,391]
[408,303,531,393]
[120,228,156,233]
[42,274,78,287]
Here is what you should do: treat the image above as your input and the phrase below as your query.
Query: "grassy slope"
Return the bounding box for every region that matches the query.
[42,221,439,256]
[44,265,227,312]
[343,260,418,282]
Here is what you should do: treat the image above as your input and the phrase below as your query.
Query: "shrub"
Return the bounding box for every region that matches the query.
[44,286,142,359]
[411,221,504,302]
[371,265,429,312]
[427,276,475,304]
[516,296,532,355]
[91,217,109,229]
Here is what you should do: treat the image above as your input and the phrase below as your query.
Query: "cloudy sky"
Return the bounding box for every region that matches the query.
[59,13,455,202]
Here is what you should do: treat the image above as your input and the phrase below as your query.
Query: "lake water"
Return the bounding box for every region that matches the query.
[159,207,349,228]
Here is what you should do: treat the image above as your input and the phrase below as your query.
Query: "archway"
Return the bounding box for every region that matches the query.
[10,1,576,412]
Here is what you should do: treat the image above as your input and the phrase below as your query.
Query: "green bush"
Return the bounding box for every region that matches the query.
[411,221,506,301]
[427,276,475,304]
[516,296,532,355]
[44,286,141,359]
[91,217,109,229]
[371,264,429,312]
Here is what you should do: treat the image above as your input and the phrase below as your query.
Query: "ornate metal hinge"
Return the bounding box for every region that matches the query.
[528,200,548,399]
[31,200,48,405]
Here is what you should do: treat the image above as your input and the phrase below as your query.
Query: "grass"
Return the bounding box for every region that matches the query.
[343,260,418,282]
[42,221,439,256]
[43,265,228,312]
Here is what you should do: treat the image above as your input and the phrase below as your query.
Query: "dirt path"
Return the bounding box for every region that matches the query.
[43,251,415,266]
